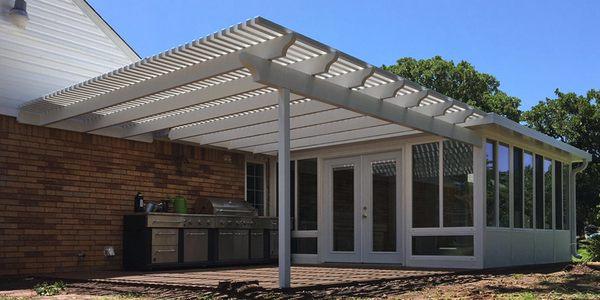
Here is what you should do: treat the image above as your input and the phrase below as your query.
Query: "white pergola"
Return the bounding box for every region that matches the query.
[17,17,489,288]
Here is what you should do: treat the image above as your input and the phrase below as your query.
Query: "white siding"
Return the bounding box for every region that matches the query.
[0,0,137,115]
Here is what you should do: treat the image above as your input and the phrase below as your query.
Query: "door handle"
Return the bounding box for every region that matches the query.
[362,206,367,218]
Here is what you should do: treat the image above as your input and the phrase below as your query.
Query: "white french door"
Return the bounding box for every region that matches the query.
[323,151,403,263]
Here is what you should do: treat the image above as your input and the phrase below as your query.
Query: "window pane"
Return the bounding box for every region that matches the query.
[555,161,563,230]
[443,140,473,227]
[486,141,497,226]
[498,144,510,227]
[247,162,265,216]
[412,143,439,228]
[513,147,523,228]
[544,159,553,229]
[412,235,474,256]
[524,152,534,228]
[333,165,354,251]
[535,155,544,229]
[372,160,397,251]
[297,159,317,230]
[563,164,570,230]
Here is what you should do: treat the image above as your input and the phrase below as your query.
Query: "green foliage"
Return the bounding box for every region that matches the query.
[588,237,600,262]
[33,281,66,296]
[523,89,600,231]
[383,56,522,121]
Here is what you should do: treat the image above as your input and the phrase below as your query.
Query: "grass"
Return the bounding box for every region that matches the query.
[573,242,594,263]
[33,281,65,296]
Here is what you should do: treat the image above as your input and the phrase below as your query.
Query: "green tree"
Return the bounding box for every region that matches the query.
[383,56,522,121]
[523,89,600,232]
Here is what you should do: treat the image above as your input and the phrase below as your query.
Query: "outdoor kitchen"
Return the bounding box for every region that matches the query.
[123,196,278,270]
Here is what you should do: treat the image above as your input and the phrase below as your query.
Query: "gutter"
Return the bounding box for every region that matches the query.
[571,159,589,257]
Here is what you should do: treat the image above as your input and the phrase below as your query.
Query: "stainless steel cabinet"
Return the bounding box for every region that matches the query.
[250,229,264,259]
[183,229,208,263]
[218,229,249,260]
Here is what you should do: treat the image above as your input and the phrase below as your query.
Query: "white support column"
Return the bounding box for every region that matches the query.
[277,88,291,288]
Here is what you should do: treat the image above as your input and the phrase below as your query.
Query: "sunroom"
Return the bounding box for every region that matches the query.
[16,17,591,287]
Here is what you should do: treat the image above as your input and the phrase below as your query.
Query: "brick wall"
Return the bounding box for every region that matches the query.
[0,114,247,276]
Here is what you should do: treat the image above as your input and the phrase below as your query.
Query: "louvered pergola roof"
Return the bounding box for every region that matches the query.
[15,17,527,154]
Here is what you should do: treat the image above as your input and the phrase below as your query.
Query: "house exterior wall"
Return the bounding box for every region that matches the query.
[0,114,246,276]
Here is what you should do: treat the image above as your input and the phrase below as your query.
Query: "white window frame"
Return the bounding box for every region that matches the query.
[407,139,477,261]
[245,160,267,216]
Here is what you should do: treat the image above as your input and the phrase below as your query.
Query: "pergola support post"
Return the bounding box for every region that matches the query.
[277,88,291,288]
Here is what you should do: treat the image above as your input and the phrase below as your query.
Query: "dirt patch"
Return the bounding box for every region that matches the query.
[2,264,600,299]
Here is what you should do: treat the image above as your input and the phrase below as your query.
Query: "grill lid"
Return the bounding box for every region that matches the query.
[196,198,258,216]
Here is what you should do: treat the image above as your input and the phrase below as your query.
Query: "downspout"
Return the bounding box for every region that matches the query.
[571,159,589,257]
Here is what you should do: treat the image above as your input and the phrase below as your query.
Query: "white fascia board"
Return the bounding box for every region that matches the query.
[239,52,482,147]
[18,34,296,126]
[465,113,592,161]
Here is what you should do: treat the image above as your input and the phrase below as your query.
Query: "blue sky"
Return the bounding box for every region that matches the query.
[89,0,600,110]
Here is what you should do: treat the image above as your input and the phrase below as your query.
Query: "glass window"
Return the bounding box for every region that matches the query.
[333,165,354,251]
[412,235,474,256]
[555,161,563,230]
[412,143,439,228]
[513,147,523,228]
[535,155,544,229]
[443,140,473,227]
[247,162,265,215]
[297,159,317,230]
[486,141,497,226]
[498,143,510,227]
[563,164,570,230]
[523,152,534,228]
[544,159,553,229]
[372,160,397,251]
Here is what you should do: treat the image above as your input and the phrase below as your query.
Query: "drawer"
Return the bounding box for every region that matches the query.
[147,215,185,228]
[151,245,178,264]
[151,228,178,245]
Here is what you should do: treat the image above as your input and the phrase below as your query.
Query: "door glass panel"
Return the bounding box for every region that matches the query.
[372,160,396,252]
[333,165,354,251]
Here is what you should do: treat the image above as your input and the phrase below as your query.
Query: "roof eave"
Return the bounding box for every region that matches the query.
[465,113,593,162]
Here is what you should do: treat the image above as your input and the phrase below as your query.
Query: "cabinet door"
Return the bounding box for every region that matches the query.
[250,230,264,259]
[183,229,208,263]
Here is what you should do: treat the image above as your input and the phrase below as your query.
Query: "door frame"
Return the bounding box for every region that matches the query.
[321,151,404,264]
[361,151,404,263]
[322,156,363,262]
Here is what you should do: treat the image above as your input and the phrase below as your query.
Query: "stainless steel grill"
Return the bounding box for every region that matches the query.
[196,198,258,216]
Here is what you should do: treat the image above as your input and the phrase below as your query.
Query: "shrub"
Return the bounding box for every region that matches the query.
[33,281,66,296]
[588,236,600,262]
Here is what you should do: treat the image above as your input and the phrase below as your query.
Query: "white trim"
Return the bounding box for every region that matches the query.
[245,160,267,216]
[72,0,140,62]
